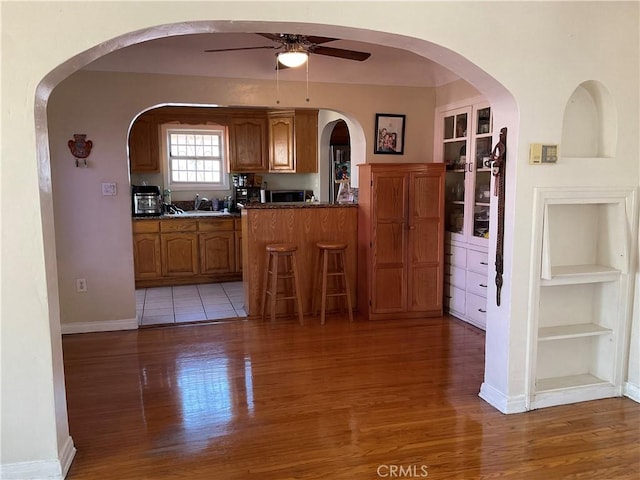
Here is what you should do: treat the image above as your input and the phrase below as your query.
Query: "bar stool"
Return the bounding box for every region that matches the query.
[261,243,304,325]
[312,242,354,325]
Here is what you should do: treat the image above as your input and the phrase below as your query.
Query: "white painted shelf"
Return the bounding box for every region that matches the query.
[536,373,610,393]
[540,264,621,286]
[538,323,612,341]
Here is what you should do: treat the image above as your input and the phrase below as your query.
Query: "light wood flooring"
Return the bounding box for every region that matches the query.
[62,314,640,479]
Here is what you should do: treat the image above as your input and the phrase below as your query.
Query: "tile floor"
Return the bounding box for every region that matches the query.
[135,282,246,326]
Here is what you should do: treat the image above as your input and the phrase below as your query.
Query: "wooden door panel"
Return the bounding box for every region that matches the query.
[374,223,405,264]
[411,174,442,219]
[410,220,441,264]
[409,265,441,312]
[372,267,406,312]
[161,234,198,276]
[200,232,234,274]
[373,175,406,220]
[133,234,162,279]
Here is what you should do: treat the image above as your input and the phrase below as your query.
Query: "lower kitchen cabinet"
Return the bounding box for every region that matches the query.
[133,217,242,287]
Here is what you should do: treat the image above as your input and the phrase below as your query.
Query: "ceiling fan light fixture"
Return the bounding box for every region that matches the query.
[277,51,308,68]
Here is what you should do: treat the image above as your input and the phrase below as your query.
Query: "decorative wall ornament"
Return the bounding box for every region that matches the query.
[68,134,93,167]
[485,127,507,306]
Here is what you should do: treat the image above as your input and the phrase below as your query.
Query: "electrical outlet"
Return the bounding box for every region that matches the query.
[76,278,88,293]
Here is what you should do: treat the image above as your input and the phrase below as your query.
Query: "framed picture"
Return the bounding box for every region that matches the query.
[375,113,405,155]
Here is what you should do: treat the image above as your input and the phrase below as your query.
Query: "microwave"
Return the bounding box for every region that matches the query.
[269,190,313,203]
[132,185,163,216]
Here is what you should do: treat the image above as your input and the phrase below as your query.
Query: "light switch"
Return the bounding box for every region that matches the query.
[102,182,117,196]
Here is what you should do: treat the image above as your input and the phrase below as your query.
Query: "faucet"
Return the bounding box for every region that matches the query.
[194,194,209,210]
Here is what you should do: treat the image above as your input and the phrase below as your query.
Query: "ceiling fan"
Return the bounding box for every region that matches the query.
[204,33,371,68]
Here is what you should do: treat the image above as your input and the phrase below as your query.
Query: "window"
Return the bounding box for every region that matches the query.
[163,125,229,190]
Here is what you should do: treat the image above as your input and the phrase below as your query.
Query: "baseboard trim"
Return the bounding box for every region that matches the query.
[61,316,138,334]
[0,435,76,480]
[479,382,527,414]
[624,381,640,403]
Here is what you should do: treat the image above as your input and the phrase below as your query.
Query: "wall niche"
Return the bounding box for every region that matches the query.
[561,80,617,159]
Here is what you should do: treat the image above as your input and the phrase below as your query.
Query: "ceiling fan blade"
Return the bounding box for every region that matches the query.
[303,36,338,45]
[311,46,371,62]
[257,33,284,42]
[204,46,277,53]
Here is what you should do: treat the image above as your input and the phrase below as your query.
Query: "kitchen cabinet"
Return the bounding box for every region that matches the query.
[527,187,635,410]
[160,220,199,277]
[357,163,445,320]
[132,221,162,279]
[199,218,235,274]
[267,109,318,173]
[268,112,295,171]
[229,116,268,172]
[129,116,160,173]
[436,100,492,329]
[133,217,242,287]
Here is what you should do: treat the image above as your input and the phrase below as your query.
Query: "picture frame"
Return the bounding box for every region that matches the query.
[375,113,405,155]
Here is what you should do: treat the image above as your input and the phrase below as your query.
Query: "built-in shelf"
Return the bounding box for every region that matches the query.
[541,264,621,285]
[538,323,612,341]
[529,186,636,410]
[536,374,610,393]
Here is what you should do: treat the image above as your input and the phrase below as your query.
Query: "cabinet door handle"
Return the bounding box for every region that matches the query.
[478,308,486,313]
[479,283,487,288]
[480,261,488,265]
[444,295,452,299]
[408,225,416,230]
[468,162,473,173]
[445,252,453,256]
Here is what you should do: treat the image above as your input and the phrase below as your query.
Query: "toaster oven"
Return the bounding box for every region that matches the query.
[132,185,163,216]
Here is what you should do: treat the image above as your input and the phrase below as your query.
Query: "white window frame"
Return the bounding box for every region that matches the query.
[161,124,230,191]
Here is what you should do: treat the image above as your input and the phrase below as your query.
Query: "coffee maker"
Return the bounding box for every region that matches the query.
[132,185,163,216]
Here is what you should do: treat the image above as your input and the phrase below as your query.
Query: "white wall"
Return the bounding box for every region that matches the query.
[1,1,638,478]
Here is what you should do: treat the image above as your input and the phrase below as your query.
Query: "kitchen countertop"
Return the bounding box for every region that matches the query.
[132,212,241,220]
[241,202,357,209]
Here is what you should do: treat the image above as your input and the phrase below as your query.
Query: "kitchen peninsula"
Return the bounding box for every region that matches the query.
[241,203,358,318]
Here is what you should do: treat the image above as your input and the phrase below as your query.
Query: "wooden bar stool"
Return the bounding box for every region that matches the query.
[312,242,354,325]
[261,243,304,325]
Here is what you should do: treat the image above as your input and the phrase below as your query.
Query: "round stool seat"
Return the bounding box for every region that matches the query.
[316,242,347,250]
[266,243,298,253]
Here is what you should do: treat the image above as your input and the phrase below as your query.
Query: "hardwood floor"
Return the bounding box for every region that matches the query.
[62,315,640,479]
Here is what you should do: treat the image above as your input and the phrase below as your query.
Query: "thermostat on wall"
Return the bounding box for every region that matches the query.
[530,144,559,164]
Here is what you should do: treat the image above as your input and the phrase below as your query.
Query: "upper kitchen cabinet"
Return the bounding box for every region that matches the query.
[229,115,269,173]
[268,109,318,173]
[129,116,160,173]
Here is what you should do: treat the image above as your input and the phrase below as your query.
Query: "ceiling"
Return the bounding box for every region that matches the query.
[82,32,460,88]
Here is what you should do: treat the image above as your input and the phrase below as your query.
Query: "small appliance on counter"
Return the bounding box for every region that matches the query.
[132,185,163,216]
[269,190,314,203]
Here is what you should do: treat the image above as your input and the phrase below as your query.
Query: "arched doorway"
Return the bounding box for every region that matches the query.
[30,19,518,478]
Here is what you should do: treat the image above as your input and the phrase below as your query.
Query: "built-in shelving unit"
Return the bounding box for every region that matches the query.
[528,187,636,409]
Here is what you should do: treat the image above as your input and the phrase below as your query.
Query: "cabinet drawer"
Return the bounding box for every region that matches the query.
[445,244,467,267]
[198,218,234,232]
[444,264,466,289]
[444,283,465,315]
[467,248,489,274]
[160,220,197,232]
[132,220,160,234]
[467,271,489,298]
[466,292,487,327]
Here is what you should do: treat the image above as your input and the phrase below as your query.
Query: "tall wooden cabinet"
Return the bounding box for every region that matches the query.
[357,163,445,320]
[435,99,492,329]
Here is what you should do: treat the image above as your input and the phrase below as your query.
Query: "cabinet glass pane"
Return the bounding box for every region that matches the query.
[476,107,491,135]
[475,137,492,170]
[444,115,455,140]
[445,172,465,235]
[455,114,468,138]
[444,140,467,169]
[473,169,491,239]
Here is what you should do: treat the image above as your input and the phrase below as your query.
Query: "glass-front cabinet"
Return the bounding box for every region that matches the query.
[436,100,493,330]
[441,104,492,247]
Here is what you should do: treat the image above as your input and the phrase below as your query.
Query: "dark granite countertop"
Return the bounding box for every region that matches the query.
[241,202,357,209]
[132,212,240,220]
